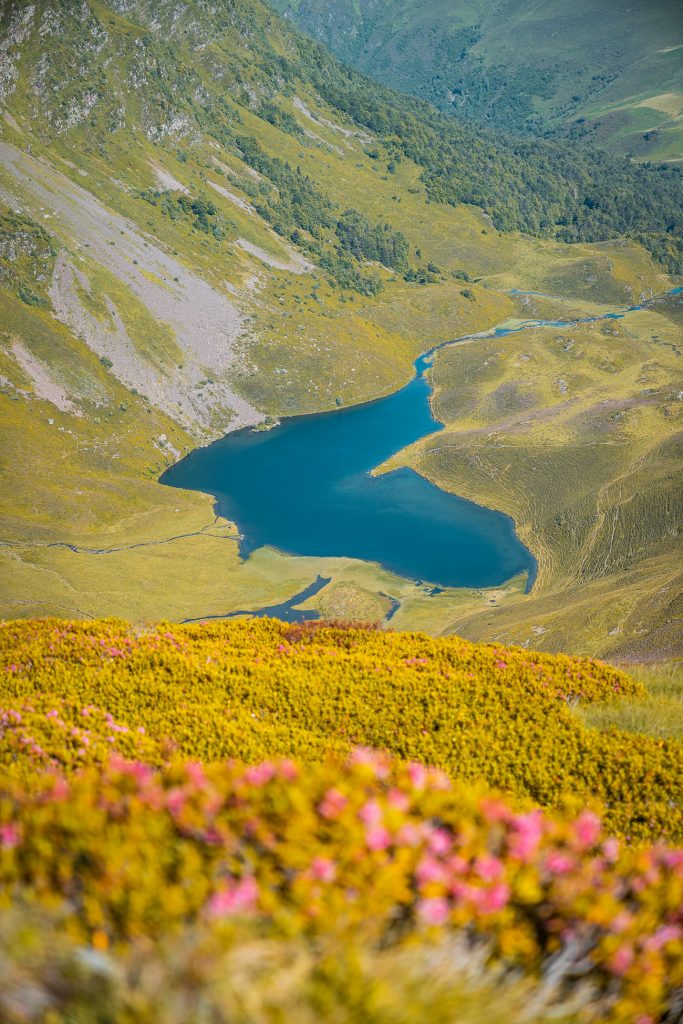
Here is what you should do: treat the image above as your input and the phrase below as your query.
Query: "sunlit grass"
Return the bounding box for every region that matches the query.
[578,660,683,741]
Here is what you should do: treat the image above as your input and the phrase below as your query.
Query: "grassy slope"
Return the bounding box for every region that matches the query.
[0,0,680,656]
[271,0,683,163]
[381,295,683,658]
[3,617,679,840]
[579,658,683,741]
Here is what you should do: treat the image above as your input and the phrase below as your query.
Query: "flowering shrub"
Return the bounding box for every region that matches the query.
[1,619,682,1020]
[1,618,679,840]
[0,698,160,773]
[0,754,681,1022]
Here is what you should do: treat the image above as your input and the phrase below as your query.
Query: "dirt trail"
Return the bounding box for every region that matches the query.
[208,178,255,214]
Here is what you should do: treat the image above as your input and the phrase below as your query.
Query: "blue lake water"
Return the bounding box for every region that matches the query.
[181,575,331,624]
[161,289,681,606]
[161,350,536,591]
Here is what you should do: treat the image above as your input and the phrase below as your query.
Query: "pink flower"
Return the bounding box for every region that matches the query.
[449,880,476,903]
[426,768,451,791]
[244,762,276,786]
[474,882,510,914]
[508,811,543,860]
[608,944,634,977]
[480,797,511,824]
[475,854,504,882]
[427,828,452,855]
[166,788,187,815]
[0,823,20,848]
[646,925,682,952]
[278,759,299,781]
[207,877,259,917]
[495,660,508,670]
[663,850,683,872]
[358,800,383,826]
[397,823,422,847]
[446,854,468,876]
[544,851,575,875]
[407,762,427,790]
[185,762,206,788]
[48,777,69,802]
[602,837,620,862]
[417,897,450,926]
[310,857,336,883]
[416,855,448,886]
[611,912,633,934]
[573,811,601,850]
[387,787,410,811]
[110,757,153,785]
[366,826,392,851]
[349,747,389,778]
[318,788,347,820]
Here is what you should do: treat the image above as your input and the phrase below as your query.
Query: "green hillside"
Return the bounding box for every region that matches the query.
[0,0,681,657]
[271,0,683,163]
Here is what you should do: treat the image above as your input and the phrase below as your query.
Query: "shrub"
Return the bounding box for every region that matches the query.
[17,283,48,308]
[0,618,679,841]
[0,753,681,1022]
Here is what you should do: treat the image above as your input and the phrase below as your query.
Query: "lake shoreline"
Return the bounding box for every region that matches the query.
[160,286,681,610]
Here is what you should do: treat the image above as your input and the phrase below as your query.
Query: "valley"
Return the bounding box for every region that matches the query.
[0,5,682,1019]
[271,0,683,164]
[0,0,681,660]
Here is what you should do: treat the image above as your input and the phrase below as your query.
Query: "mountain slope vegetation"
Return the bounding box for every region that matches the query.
[271,0,683,163]
[1,618,682,1023]
[2,0,682,266]
[0,4,682,1007]
[0,0,681,656]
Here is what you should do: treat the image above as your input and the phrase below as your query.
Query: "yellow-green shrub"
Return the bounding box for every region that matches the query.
[1,618,678,840]
[1,619,682,1022]
[0,754,681,1023]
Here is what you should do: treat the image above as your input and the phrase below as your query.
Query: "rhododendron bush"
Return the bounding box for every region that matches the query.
[1,618,680,839]
[0,618,681,1022]
[1,754,682,1022]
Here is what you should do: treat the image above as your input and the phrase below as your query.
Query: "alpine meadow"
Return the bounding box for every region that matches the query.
[0,1,681,1021]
